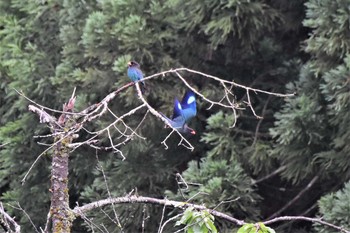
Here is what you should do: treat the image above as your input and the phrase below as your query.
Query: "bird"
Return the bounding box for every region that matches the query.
[127,61,146,93]
[160,99,196,135]
[160,90,197,135]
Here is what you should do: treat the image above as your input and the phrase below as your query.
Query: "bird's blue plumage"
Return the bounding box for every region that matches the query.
[178,90,197,123]
[172,99,183,119]
[127,67,144,83]
[127,61,146,93]
[160,113,194,134]
[160,113,185,130]
[161,90,197,135]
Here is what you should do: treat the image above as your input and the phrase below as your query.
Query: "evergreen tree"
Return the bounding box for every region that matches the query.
[0,0,349,232]
[313,181,350,233]
[269,0,350,231]
[0,1,61,228]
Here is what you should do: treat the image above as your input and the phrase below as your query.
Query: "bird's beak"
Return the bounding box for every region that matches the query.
[191,130,196,135]
[127,61,132,67]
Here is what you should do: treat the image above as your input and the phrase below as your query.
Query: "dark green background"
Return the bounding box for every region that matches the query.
[0,0,349,232]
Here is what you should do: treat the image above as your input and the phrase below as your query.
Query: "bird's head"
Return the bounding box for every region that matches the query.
[127,61,140,68]
[184,124,196,135]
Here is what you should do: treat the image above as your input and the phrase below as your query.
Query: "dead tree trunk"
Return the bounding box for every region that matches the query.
[50,136,72,232]
[50,95,76,233]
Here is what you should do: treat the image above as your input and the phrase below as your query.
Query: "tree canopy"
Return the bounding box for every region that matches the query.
[0,0,349,232]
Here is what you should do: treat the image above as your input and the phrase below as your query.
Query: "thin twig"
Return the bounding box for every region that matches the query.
[252,94,272,145]
[141,205,149,233]
[267,174,320,219]
[95,152,123,231]
[16,89,83,116]
[0,142,10,148]
[9,202,40,233]
[157,201,168,233]
[252,166,287,185]
[263,216,350,233]
[42,210,51,233]
[21,133,72,184]
[159,214,183,233]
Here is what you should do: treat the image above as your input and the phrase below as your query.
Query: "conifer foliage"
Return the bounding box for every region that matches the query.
[0,0,349,232]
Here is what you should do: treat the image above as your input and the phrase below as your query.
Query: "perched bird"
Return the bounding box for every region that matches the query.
[161,90,197,135]
[127,61,146,93]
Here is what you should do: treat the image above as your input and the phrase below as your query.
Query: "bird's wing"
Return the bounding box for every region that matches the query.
[127,67,144,82]
[172,98,183,119]
[180,90,196,108]
[180,90,196,122]
[171,116,186,129]
[134,68,144,81]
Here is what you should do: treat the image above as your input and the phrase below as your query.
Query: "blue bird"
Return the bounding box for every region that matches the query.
[161,90,197,135]
[127,61,146,93]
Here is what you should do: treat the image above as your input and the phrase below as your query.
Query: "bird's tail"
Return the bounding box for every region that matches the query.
[140,81,147,94]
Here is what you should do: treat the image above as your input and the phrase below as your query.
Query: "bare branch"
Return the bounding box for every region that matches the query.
[70,103,147,156]
[95,152,123,231]
[0,202,21,233]
[267,174,320,219]
[173,71,234,109]
[28,105,56,124]
[141,205,149,233]
[72,195,350,233]
[16,89,82,116]
[162,68,295,97]
[74,206,106,233]
[161,129,175,150]
[157,201,169,233]
[252,94,272,145]
[158,213,183,233]
[21,135,69,184]
[42,210,51,233]
[72,195,245,226]
[23,67,294,158]
[263,216,350,233]
[0,142,10,148]
[245,89,263,119]
[9,202,40,233]
[252,166,286,185]
[21,119,81,184]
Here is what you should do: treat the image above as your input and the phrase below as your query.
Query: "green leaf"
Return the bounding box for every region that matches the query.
[237,223,255,233]
[204,220,218,233]
[257,222,276,233]
[266,227,276,233]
